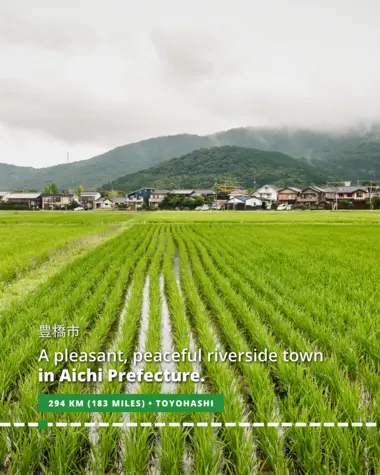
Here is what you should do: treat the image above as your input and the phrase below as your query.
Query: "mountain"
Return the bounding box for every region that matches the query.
[1,124,380,190]
[0,134,215,190]
[0,163,40,190]
[317,140,380,180]
[103,146,334,192]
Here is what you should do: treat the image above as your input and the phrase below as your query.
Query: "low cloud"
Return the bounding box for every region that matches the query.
[150,28,218,82]
[0,0,380,166]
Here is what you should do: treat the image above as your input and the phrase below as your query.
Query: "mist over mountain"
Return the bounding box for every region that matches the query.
[1,124,380,190]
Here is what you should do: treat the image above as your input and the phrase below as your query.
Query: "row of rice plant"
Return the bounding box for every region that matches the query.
[180,223,379,473]
[0,221,378,473]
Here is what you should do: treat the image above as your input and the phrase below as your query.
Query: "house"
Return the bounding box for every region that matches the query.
[245,197,269,209]
[172,189,196,197]
[41,193,78,210]
[7,192,41,208]
[278,187,301,204]
[0,191,10,202]
[125,189,151,209]
[111,197,129,207]
[229,188,249,198]
[253,184,280,206]
[149,190,169,208]
[213,199,228,210]
[94,197,113,209]
[297,187,327,207]
[80,191,101,209]
[126,188,155,208]
[170,189,216,201]
[227,196,249,210]
[192,189,216,198]
[321,186,368,209]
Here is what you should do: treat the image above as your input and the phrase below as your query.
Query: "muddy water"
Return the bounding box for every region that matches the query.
[126,276,150,395]
[88,284,133,474]
[159,274,176,393]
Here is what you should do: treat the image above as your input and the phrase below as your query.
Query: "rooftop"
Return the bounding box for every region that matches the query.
[172,189,195,195]
[193,189,216,194]
[229,195,249,202]
[279,187,302,193]
[111,197,129,203]
[301,186,325,192]
[258,184,281,191]
[41,193,75,197]
[322,186,368,193]
[8,192,41,199]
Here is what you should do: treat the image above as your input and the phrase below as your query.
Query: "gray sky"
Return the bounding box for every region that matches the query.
[1,0,379,168]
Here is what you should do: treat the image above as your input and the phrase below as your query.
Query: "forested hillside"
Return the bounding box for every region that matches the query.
[103,146,334,192]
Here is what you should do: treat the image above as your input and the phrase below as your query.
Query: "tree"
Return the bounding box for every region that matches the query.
[76,184,84,197]
[372,196,380,209]
[50,183,58,194]
[104,190,120,199]
[158,193,204,210]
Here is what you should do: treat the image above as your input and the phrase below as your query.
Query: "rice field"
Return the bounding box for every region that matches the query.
[0,211,379,474]
[0,213,133,287]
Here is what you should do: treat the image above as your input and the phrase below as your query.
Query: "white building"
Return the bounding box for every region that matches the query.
[0,191,10,202]
[80,191,102,209]
[7,192,41,208]
[246,197,266,208]
[253,184,280,206]
[94,198,114,209]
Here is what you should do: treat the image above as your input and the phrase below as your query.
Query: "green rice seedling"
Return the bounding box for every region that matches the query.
[179,228,287,474]
[159,226,223,475]
[195,225,379,430]
[183,225,372,473]
[173,227,257,475]
[5,229,150,472]
[208,224,380,371]
[1,215,379,474]
[0,226,138,354]
[121,231,165,474]
[96,227,161,473]
[0,224,106,285]
[0,230,141,398]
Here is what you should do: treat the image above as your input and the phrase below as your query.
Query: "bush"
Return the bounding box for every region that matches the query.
[0,204,31,211]
[159,193,204,210]
[371,197,380,209]
[339,200,352,209]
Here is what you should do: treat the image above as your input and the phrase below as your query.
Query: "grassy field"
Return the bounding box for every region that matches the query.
[0,210,135,225]
[0,211,379,473]
[0,213,134,287]
[136,209,380,223]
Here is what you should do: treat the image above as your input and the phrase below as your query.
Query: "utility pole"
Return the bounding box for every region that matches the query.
[214,179,218,210]
[365,180,380,210]
[327,181,344,211]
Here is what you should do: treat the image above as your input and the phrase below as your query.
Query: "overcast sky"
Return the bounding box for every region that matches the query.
[1,0,379,168]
